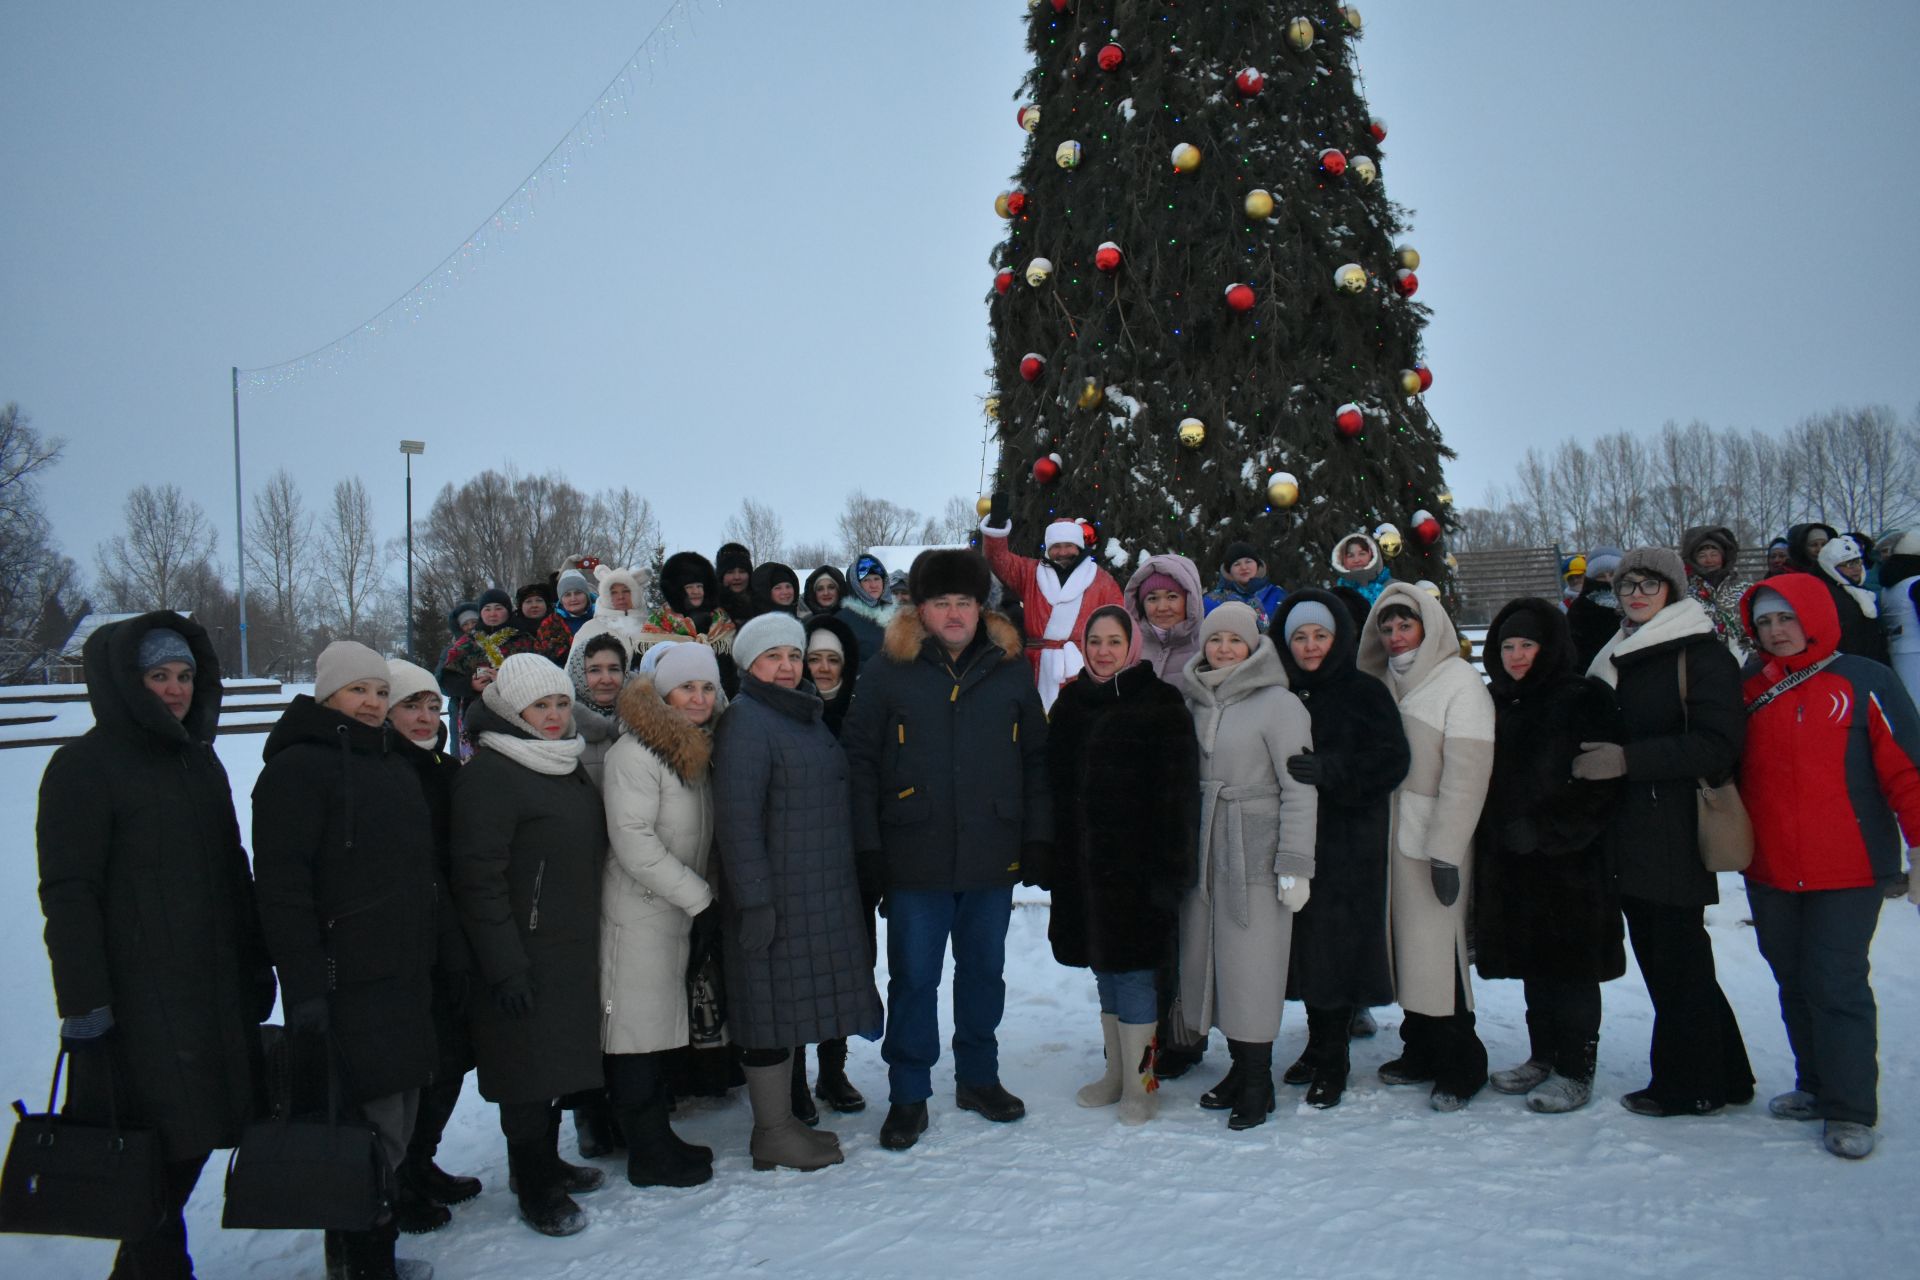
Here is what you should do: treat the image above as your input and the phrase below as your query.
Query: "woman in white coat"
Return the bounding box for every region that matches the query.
[599,641,725,1188]
[1176,603,1318,1131]
[1356,582,1496,1111]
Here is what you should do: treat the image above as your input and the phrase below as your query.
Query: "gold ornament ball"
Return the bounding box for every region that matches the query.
[1171,142,1203,173]
[1077,379,1105,410]
[1398,369,1424,396]
[976,495,993,518]
[1395,243,1421,271]
[1376,527,1404,558]
[983,396,1001,422]
[1445,552,1459,573]
[1351,155,1377,185]
[1178,417,1206,448]
[1244,188,1274,219]
[1335,263,1369,295]
[994,192,1014,219]
[1055,139,1082,170]
[1267,472,1300,508]
[1286,17,1315,50]
[1340,5,1364,31]
[1026,257,1053,287]
[1437,488,1454,507]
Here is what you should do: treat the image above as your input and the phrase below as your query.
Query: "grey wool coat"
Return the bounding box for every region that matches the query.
[1176,638,1319,1043]
[451,702,607,1105]
[712,675,882,1050]
[1356,582,1496,1016]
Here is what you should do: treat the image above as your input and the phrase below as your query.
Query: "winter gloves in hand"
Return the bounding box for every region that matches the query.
[1572,742,1627,781]
[1429,861,1461,907]
[738,905,777,954]
[988,491,1010,528]
[286,997,330,1035]
[59,1005,114,1052]
[1019,841,1055,890]
[493,973,535,1019]
[1285,752,1323,787]
[1277,876,1311,913]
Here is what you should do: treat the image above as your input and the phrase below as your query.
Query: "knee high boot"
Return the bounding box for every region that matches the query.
[746,1057,842,1172]
[1226,1040,1276,1131]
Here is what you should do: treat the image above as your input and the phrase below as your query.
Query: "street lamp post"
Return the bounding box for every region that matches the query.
[401,440,425,659]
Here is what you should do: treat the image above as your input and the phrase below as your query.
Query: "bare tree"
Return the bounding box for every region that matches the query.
[244,468,314,672]
[917,495,978,546]
[786,541,840,573]
[834,491,919,561]
[721,498,786,564]
[95,483,218,611]
[0,403,76,659]
[593,487,661,570]
[316,477,381,639]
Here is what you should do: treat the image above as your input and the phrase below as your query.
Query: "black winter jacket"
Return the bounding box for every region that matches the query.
[843,611,1052,892]
[399,724,476,1076]
[253,696,438,1102]
[38,612,271,1160]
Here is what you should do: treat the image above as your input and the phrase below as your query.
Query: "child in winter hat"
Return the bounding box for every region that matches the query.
[733,613,807,673]
[314,640,390,704]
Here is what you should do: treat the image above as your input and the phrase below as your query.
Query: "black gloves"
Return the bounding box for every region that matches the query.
[1429,861,1461,908]
[989,491,1009,526]
[1019,841,1055,891]
[493,972,535,1019]
[687,903,721,978]
[286,996,330,1035]
[738,905,777,954]
[1285,752,1324,786]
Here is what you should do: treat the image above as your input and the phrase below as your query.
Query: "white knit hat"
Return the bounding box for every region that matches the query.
[651,641,721,692]
[386,658,440,707]
[734,613,806,673]
[483,652,573,718]
[314,640,390,704]
[805,627,844,658]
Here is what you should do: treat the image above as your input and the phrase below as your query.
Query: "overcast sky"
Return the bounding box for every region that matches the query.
[6,1,1918,580]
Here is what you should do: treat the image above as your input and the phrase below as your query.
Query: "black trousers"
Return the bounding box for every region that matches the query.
[109,1153,208,1280]
[1748,881,1882,1125]
[1621,894,1754,1107]
[498,1099,560,1144]
[1399,965,1488,1098]
[1522,977,1602,1080]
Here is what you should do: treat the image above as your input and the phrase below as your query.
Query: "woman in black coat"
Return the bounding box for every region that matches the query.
[253,640,438,1277]
[37,612,272,1278]
[450,654,609,1238]
[1476,598,1626,1115]
[1047,606,1199,1125]
[1269,590,1410,1108]
[1576,548,1754,1117]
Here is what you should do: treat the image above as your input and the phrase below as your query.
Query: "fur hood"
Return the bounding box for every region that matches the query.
[1329,531,1385,581]
[661,551,721,616]
[615,675,718,783]
[1355,580,1466,696]
[1483,596,1580,698]
[1273,588,1360,694]
[881,608,1024,665]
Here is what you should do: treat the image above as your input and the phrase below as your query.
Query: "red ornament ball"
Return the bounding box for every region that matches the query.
[1395,268,1420,297]
[1415,362,1433,391]
[1019,352,1047,383]
[1033,453,1063,485]
[1079,519,1098,548]
[994,269,1014,296]
[1412,509,1442,545]
[1235,66,1265,96]
[1369,117,1388,143]
[1094,241,1124,273]
[1051,0,1072,11]
[1097,43,1125,72]
[1335,403,1365,437]
[1319,148,1347,176]
[1006,189,1028,217]
[1224,282,1256,312]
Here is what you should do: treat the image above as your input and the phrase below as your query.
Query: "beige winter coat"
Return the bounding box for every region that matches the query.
[599,676,721,1054]
[1356,582,1495,1017]
[1175,638,1318,1042]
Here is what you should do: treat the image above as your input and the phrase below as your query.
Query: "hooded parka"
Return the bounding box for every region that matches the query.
[38,612,273,1159]
[802,613,861,738]
[1123,553,1207,682]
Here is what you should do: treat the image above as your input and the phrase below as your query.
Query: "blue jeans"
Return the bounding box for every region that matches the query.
[1094,969,1158,1025]
[882,887,1014,1103]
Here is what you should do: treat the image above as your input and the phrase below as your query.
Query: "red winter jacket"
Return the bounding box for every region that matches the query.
[1738,573,1920,892]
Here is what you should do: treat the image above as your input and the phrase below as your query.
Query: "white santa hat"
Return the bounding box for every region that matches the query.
[1044,520,1084,550]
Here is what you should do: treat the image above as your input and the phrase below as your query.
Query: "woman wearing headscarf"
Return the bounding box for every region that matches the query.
[570,630,636,789]
[253,640,438,1277]
[642,551,740,694]
[1356,583,1496,1112]
[600,641,726,1187]
[1474,600,1625,1115]
[36,613,274,1279]
[1047,605,1200,1124]
[1177,603,1317,1131]
[451,654,608,1237]
[1681,525,1752,660]
[1269,590,1410,1109]
[712,614,883,1170]
[839,552,897,663]
[1578,547,1754,1117]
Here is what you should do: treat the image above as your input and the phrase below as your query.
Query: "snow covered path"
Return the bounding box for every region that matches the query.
[1,736,1912,1278]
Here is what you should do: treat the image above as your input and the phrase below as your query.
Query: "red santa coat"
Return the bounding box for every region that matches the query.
[981,521,1125,711]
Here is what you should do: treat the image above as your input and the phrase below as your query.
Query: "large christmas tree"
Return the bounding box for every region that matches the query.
[986,1,1453,586]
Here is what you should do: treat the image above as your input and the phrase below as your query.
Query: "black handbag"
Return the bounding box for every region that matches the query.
[221,1032,391,1232]
[0,1046,166,1240]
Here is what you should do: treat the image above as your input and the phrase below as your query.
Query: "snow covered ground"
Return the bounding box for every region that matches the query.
[1,731,1913,1278]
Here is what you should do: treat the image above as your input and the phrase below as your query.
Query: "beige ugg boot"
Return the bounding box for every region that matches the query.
[1076,1014,1124,1107]
[1116,1021,1160,1125]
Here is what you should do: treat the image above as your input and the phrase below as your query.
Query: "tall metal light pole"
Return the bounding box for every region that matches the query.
[401,440,425,659]
[231,367,250,677]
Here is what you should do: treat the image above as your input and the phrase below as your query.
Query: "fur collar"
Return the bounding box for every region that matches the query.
[616,676,713,783]
[882,609,1024,665]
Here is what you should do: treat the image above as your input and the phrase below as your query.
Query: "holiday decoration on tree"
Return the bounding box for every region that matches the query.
[1018,105,1041,132]
[977,494,995,517]
[1394,268,1419,297]
[1415,362,1433,391]
[995,189,1028,219]
[1026,257,1054,287]
[986,3,1454,583]
[1375,523,1404,557]
[1411,509,1442,544]
[1395,243,1420,270]
[995,268,1015,295]
[1055,139,1083,169]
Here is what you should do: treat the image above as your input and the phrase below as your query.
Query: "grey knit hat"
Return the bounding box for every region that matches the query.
[1615,546,1688,597]
[734,613,806,674]
[1198,601,1262,652]
[135,627,195,673]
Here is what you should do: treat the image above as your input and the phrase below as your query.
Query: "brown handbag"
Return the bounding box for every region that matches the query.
[1678,655,1753,873]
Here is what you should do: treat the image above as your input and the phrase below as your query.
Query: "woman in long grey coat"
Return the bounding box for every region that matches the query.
[1176,603,1318,1131]
[600,642,725,1188]
[713,614,883,1171]
[452,654,607,1238]
[1356,582,1496,1112]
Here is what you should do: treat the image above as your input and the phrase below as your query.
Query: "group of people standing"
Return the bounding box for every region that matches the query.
[33,508,1920,1278]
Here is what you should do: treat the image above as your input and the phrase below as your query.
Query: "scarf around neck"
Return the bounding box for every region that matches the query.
[480,727,586,775]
